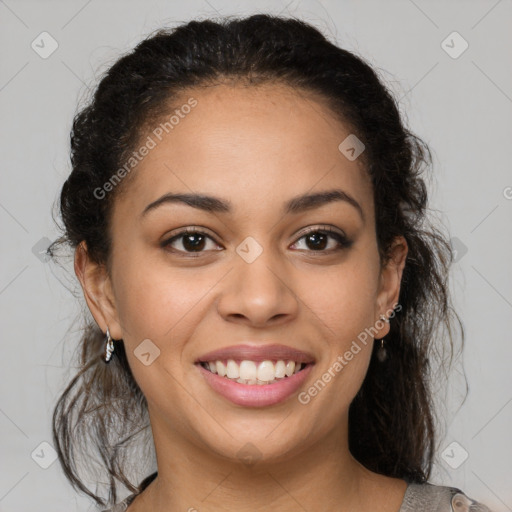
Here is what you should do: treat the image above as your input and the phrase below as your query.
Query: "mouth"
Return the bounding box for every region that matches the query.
[194,343,316,406]
[195,359,315,407]
[197,359,313,385]
[194,343,316,386]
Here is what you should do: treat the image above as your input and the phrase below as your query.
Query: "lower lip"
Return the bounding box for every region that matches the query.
[195,363,314,407]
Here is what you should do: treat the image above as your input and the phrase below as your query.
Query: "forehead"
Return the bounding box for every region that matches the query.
[113,82,373,222]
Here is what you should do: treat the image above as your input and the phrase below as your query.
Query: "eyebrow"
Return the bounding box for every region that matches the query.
[140,188,365,221]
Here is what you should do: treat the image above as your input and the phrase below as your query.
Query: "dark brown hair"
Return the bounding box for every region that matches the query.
[48,13,464,508]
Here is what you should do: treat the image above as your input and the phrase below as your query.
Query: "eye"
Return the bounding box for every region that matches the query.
[161,227,221,256]
[291,225,353,253]
[161,225,353,257]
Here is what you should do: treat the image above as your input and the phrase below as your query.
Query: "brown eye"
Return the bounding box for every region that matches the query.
[161,228,220,255]
[292,226,352,252]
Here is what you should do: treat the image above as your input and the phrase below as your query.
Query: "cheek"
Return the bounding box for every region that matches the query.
[298,271,376,427]
[300,257,380,347]
[113,261,214,405]
[113,253,217,351]
[293,255,379,406]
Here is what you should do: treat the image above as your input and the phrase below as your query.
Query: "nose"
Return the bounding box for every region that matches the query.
[216,245,299,328]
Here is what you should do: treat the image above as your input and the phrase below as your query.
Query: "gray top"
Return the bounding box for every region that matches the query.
[101,481,494,511]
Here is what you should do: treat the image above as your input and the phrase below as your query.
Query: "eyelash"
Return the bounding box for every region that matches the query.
[161,225,353,257]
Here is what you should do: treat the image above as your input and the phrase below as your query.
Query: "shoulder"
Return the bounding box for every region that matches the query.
[400,482,495,512]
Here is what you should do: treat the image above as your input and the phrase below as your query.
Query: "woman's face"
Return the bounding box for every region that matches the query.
[78,82,407,464]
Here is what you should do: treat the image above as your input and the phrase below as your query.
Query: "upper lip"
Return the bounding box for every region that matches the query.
[195,343,316,364]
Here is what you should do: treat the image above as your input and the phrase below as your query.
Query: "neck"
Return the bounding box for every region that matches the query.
[136,414,398,512]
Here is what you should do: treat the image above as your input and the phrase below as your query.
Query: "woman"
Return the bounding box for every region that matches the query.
[49,14,494,512]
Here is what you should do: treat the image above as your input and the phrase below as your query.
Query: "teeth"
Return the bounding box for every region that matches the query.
[275,360,286,378]
[217,360,226,377]
[256,360,274,381]
[226,360,239,379]
[201,359,307,384]
[240,360,257,381]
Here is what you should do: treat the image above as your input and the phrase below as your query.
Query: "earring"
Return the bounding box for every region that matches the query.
[102,326,115,363]
[376,314,390,362]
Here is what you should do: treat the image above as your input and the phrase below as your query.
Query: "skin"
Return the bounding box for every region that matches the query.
[75,82,409,511]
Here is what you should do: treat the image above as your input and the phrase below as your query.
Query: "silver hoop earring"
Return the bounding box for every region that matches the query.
[103,326,115,363]
[380,314,390,324]
[377,314,390,362]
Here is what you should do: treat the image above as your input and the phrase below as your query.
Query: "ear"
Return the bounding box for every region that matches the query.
[374,235,408,338]
[74,241,123,340]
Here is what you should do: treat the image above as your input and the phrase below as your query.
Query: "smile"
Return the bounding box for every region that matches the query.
[199,359,308,385]
[196,360,314,407]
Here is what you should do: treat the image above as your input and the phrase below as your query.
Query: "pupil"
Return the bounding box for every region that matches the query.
[307,232,327,250]
[183,233,205,251]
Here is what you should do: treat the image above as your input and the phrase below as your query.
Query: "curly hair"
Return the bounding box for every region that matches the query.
[48,13,464,508]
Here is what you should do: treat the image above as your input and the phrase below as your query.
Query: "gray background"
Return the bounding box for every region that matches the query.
[1,0,511,510]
